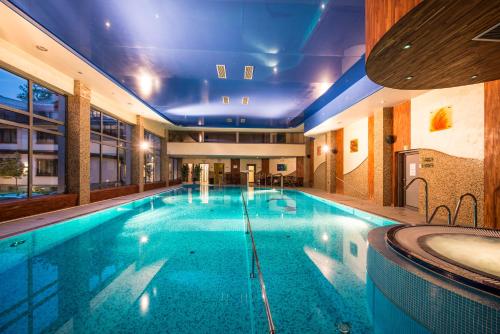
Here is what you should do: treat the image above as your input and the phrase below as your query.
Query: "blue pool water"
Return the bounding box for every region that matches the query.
[0,186,397,333]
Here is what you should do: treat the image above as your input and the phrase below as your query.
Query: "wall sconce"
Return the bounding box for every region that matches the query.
[140,141,150,150]
[321,144,330,153]
[332,148,338,154]
[385,135,396,145]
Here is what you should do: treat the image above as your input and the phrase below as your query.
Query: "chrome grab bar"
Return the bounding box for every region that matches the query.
[452,193,478,228]
[429,205,452,225]
[405,177,429,224]
[240,189,276,334]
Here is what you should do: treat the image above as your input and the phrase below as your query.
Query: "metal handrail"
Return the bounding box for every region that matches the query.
[405,177,429,224]
[429,205,452,225]
[271,173,283,189]
[452,193,478,227]
[240,189,276,334]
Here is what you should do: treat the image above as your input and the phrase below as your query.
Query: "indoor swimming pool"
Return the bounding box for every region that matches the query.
[0,186,397,333]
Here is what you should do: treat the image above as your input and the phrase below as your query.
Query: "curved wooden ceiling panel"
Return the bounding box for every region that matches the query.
[366,0,500,89]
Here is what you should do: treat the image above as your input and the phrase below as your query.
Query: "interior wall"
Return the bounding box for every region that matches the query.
[410,84,485,226]
[342,117,369,198]
[269,158,297,176]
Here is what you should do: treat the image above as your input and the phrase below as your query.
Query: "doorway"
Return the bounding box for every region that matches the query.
[214,163,224,185]
[200,163,210,185]
[247,164,256,185]
[397,151,420,209]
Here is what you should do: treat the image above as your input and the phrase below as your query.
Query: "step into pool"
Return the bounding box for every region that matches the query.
[0,186,396,333]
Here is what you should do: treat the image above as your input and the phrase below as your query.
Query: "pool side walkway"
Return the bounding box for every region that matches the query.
[0,185,182,239]
[296,187,435,225]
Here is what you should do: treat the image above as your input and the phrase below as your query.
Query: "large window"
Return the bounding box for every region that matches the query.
[144,131,161,183]
[90,109,131,189]
[0,68,66,201]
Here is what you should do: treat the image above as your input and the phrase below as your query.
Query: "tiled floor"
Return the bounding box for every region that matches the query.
[0,185,434,239]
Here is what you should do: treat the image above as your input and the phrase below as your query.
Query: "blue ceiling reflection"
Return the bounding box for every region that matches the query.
[5,0,367,128]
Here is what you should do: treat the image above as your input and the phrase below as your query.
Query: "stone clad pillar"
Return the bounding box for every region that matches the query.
[374,107,394,206]
[67,81,90,205]
[325,131,337,193]
[161,128,169,187]
[131,115,145,192]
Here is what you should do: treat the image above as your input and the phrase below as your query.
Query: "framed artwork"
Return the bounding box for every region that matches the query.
[350,139,358,153]
[277,164,287,172]
[317,146,322,156]
[430,106,453,132]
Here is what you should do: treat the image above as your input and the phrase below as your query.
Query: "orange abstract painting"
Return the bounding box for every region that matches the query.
[350,139,358,153]
[429,106,453,132]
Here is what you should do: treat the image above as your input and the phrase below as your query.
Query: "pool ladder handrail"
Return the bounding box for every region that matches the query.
[405,177,429,224]
[452,192,478,228]
[240,189,276,334]
[429,205,452,225]
[271,173,284,189]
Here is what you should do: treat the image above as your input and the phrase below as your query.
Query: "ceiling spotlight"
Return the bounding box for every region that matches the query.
[244,66,254,80]
[273,67,278,74]
[154,13,160,19]
[105,20,111,29]
[36,45,48,52]
[222,96,230,104]
[77,71,83,75]
[471,74,478,79]
[402,43,412,50]
[216,64,227,79]
[321,3,325,10]
[405,76,414,80]
[242,96,249,105]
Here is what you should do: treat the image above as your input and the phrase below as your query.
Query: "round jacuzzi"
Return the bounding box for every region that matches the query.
[386,224,500,296]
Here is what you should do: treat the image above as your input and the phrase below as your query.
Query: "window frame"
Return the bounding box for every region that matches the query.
[0,66,67,199]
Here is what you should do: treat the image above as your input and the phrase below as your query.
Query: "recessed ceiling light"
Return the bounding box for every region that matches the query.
[216,65,226,79]
[471,74,478,79]
[321,3,325,10]
[273,67,278,74]
[128,102,133,106]
[405,76,414,80]
[154,13,160,19]
[222,96,230,104]
[36,45,48,52]
[244,66,254,80]
[105,21,111,29]
[77,71,83,75]
[403,43,412,50]
[242,96,249,105]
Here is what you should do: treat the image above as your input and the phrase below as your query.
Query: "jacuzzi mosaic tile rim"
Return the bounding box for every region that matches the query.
[386,224,500,297]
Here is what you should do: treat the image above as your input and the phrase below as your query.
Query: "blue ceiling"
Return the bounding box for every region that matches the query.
[5,0,368,128]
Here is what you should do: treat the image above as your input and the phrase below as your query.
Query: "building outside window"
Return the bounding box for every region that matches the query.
[144,131,161,183]
[0,67,66,201]
[90,109,131,189]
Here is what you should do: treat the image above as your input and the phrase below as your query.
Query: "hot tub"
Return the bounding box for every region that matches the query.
[386,224,500,296]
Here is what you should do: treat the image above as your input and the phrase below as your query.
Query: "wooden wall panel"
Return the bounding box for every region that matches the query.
[296,157,304,178]
[392,100,412,205]
[0,194,78,222]
[365,0,421,58]
[368,115,374,199]
[309,140,315,187]
[484,80,500,229]
[90,185,140,203]
[230,158,240,185]
[335,129,344,194]
[262,158,270,174]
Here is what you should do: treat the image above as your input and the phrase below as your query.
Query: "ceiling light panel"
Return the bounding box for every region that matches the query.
[244,66,254,80]
[222,96,230,104]
[216,64,226,79]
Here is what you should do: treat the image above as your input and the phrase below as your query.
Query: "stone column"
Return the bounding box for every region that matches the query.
[373,107,394,206]
[67,81,90,205]
[325,131,337,193]
[131,115,145,192]
[161,128,169,187]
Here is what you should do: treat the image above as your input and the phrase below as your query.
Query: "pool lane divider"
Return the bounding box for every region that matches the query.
[240,187,276,334]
